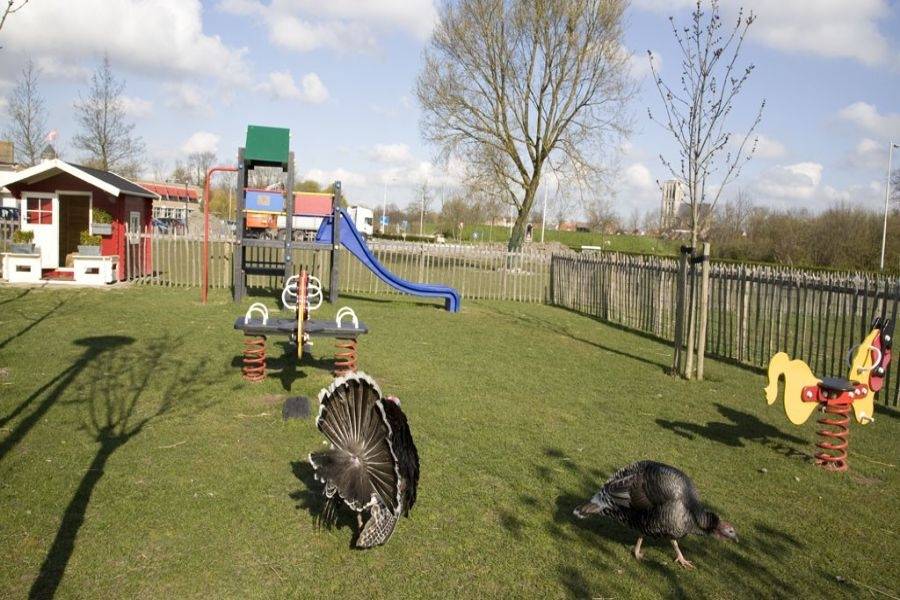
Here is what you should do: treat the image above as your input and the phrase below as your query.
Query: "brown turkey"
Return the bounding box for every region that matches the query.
[574,460,737,569]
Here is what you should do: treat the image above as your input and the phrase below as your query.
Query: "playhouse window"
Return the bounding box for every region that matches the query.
[25,197,52,224]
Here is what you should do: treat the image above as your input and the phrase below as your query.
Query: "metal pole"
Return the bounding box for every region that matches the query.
[541,179,548,243]
[382,180,387,235]
[202,164,237,304]
[880,141,897,271]
[420,188,425,235]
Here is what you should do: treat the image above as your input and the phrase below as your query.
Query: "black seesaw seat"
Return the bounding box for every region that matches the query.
[234,317,367,339]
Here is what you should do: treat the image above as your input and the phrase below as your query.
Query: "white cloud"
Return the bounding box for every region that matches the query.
[634,0,894,66]
[35,56,90,81]
[623,162,656,191]
[303,167,366,187]
[218,0,437,54]
[256,71,329,104]
[753,162,823,200]
[751,134,787,160]
[181,131,220,155]
[119,95,153,118]
[629,49,661,80]
[164,82,214,117]
[837,102,900,138]
[369,143,414,164]
[847,137,889,169]
[4,0,249,83]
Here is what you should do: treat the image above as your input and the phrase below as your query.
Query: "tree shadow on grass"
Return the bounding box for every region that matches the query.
[0,295,71,351]
[0,287,31,306]
[28,335,217,600]
[656,403,812,462]
[529,447,805,599]
[0,335,133,462]
[482,305,669,372]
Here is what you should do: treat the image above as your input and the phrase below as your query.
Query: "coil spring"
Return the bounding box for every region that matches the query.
[334,338,358,376]
[242,335,267,382]
[815,401,850,471]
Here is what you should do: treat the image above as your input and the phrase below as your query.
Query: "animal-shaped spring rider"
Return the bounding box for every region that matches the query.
[764,318,893,471]
[234,269,368,382]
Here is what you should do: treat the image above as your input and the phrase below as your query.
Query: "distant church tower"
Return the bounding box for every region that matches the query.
[660,179,685,230]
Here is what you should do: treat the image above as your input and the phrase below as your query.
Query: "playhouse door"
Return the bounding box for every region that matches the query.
[58,193,90,266]
[21,194,58,269]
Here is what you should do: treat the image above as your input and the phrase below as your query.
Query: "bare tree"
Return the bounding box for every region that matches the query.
[186,151,217,187]
[3,58,48,166]
[649,1,763,249]
[0,0,29,40]
[650,0,762,379]
[891,169,900,203]
[584,196,620,234]
[417,180,433,235]
[417,0,632,251]
[627,206,641,232]
[73,56,144,176]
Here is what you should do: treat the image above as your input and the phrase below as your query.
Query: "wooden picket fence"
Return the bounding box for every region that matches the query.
[0,219,20,278]
[121,229,552,303]
[550,253,900,407]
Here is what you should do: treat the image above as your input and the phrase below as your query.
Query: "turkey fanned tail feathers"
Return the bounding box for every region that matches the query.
[308,372,419,548]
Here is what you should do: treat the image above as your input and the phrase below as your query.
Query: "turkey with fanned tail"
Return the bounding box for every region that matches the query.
[308,372,419,548]
[574,460,737,569]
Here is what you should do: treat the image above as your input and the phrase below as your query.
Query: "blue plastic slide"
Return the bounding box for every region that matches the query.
[316,208,461,312]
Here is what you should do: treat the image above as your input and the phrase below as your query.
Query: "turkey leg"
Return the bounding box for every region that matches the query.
[670,540,694,569]
[633,537,644,560]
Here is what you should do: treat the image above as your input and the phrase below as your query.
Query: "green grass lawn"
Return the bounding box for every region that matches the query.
[409,223,681,254]
[0,285,897,599]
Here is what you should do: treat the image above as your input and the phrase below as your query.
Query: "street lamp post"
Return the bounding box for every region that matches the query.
[880,141,898,271]
[382,180,387,235]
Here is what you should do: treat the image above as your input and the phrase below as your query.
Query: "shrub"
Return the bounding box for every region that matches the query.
[91,208,113,224]
[12,230,34,244]
[79,230,102,246]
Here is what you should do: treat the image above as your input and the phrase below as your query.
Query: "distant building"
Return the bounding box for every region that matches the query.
[660,179,686,230]
[138,181,200,223]
[1,140,20,209]
[557,220,577,232]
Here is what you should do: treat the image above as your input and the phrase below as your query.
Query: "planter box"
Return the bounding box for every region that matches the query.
[91,223,112,235]
[2,253,42,283]
[11,243,36,254]
[77,245,102,256]
[74,255,118,284]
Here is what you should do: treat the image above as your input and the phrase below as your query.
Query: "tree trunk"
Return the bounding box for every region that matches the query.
[508,183,538,252]
[683,228,700,379]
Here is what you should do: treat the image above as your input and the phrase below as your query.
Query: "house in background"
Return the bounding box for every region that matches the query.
[0,141,19,211]
[0,159,157,281]
[138,181,200,230]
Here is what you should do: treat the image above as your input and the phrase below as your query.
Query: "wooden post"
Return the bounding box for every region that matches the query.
[673,247,689,376]
[696,243,711,380]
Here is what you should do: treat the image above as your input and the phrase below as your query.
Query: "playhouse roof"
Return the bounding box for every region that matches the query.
[0,159,157,199]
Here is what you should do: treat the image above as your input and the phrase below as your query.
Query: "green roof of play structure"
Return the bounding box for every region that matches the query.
[245,125,290,168]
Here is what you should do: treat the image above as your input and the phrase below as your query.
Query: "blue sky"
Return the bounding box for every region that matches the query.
[1,0,898,219]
